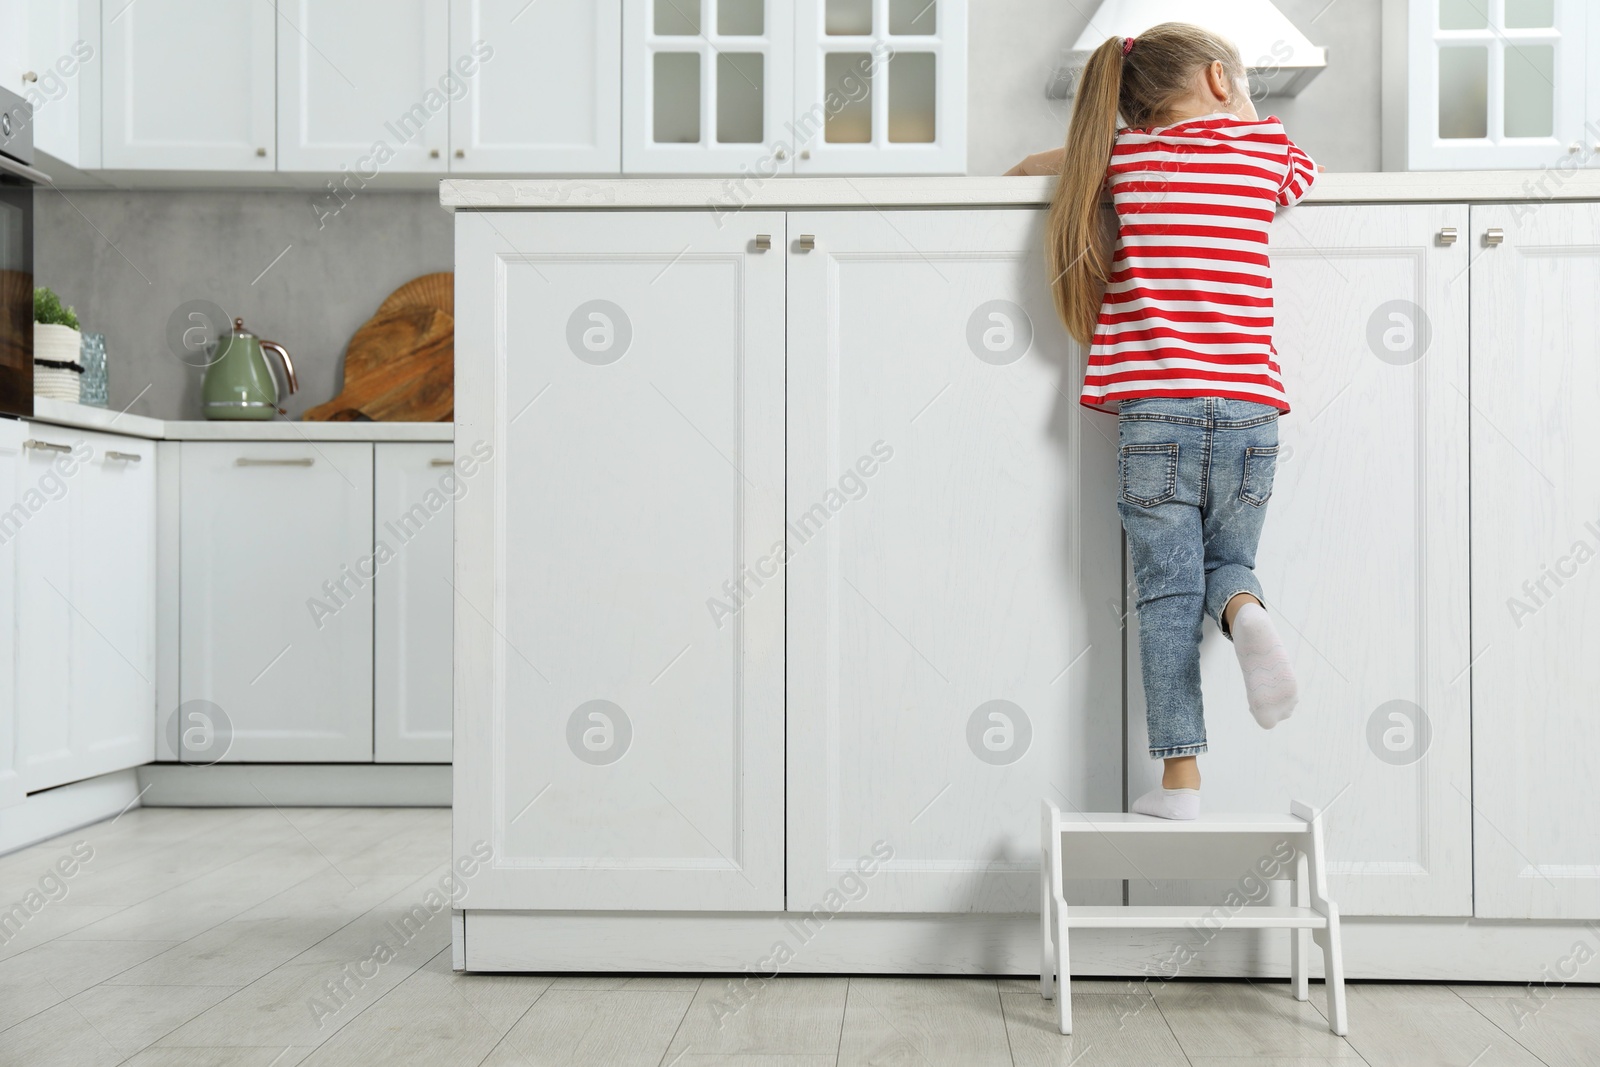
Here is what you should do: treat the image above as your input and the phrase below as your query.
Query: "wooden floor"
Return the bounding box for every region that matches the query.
[0,807,1594,1066]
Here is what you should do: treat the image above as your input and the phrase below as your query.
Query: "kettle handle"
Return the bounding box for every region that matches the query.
[259,340,298,395]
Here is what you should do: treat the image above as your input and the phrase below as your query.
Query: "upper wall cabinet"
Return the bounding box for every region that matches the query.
[102,0,276,170]
[623,0,967,175]
[1,0,101,168]
[451,0,621,173]
[1389,0,1589,169]
[792,0,966,174]
[277,0,449,172]
[622,0,795,173]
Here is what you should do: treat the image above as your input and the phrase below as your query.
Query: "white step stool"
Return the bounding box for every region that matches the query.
[1039,799,1347,1036]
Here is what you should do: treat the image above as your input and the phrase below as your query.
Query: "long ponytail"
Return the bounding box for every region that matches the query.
[1047,36,1127,347]
[1046,23,1249,347]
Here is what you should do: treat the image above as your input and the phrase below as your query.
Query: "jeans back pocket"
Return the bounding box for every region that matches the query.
[1120,442,1179,507]
[1240,444,1278,507]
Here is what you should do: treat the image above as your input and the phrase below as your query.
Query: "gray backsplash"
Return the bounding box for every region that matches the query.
[34,189,453,422]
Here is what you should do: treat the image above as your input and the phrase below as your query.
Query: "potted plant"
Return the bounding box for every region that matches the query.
[33,286,84,403]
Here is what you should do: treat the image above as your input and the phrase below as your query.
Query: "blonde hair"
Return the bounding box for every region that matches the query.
[1046,23,1248,346]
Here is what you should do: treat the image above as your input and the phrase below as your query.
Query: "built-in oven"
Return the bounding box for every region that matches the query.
[0,85,49,421]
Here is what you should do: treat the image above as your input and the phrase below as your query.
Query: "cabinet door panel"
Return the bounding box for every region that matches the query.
[1471,202,1600,918]
[14,428,156,792]
[69,431,156,780]
[1126,205,1473,917]
[179,442,373,762]
[786,209,1123,912]
[15,432,81,792]
[278,0,448,172]
[0,422,25,808]
[792,0,967,175]
[454,210,785,910]
[374,443,454,763]
[102,0,275,170]
[450,0,620,173]
[621,0,792,174]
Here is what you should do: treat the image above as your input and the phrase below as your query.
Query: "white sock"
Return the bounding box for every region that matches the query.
[1131,785,1201,820]
[1230,600,1298,728]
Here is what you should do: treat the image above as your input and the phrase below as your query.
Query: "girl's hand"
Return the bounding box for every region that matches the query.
[1316,164,1327,171]
[1004,148,1065,176]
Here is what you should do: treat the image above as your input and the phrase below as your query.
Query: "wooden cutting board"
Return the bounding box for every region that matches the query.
[303,273,454,422]
[302,305,453,422]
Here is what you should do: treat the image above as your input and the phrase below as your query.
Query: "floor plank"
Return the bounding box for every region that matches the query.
[479,989,696,1067]
[837,978,1012,1067]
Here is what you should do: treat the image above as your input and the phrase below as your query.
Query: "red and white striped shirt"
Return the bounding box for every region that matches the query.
[1079,113,1316,413]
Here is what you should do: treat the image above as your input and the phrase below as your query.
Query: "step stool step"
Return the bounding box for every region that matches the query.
[1055,812,1310,834]
[1064,905,1328,930]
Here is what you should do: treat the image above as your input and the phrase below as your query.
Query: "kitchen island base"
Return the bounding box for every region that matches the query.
[456,911,1600,984]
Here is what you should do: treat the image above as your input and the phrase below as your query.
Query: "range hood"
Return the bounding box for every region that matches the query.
[1047,0,1328,99]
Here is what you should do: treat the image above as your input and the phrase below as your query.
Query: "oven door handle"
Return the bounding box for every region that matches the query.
[0,154,52,185]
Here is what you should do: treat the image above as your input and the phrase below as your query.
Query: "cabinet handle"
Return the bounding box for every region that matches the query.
[430,458,455,467]
[104,450,142,462]
[775,148,787,160]
[1438,227,1457,245]
[23,439,72,454]
[429,148,440,159]
[22,71,37,83]
[235,457,313,467]
[455,149,464,159]
[256,147,267,157]
[754,234,772,251]
[797,234,816,251]
[1485,228,1505,246]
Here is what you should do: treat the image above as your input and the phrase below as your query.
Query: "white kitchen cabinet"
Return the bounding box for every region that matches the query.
[102,0,276,170]
[0,420,24,809]
[792,0,967,174]
[622,0,794,173]
[179,442,374,762]
[1470,202,1600,919]
[0,0,101,168]
[450,0,621,173]
[1388,0,1588,170]
[785,209,1122,912]
[1124,204,1473,918]
[454,209,786,910]
[14,428,155,793]
[277,0,448,173]
[373,442,455,763]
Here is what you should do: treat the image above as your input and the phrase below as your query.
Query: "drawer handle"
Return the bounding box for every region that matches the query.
[235,457,314,467]
[429,458,455,467]
[24,439,72,454]
[797,234,816,251]
[104,450,142,462]
[1485,227,1505,246]
[754,234,772,251]
[1438,227,1457,245]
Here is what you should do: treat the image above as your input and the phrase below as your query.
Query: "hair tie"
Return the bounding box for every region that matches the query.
[1122,36,1136,56]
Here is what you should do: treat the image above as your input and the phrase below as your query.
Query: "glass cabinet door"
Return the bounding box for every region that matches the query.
[623,0,795,174]
[1406,0,1584,169]
[793,0,967,174]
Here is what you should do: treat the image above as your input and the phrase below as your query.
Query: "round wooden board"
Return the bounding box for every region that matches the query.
[302,305,454,422]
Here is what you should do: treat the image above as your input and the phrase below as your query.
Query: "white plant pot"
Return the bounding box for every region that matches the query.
[34,323,83,403]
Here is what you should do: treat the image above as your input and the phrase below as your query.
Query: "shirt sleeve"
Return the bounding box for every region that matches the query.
[1276,133,1317,207]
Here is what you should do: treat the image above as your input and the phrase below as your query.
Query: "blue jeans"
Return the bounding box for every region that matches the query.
[1116,397,1281,759]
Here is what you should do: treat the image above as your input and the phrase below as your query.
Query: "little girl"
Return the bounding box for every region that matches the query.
[1013,23,1316,820]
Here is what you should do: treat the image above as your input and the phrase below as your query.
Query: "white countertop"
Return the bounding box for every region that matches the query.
[439,170,1600,209]
[24,398,454,442]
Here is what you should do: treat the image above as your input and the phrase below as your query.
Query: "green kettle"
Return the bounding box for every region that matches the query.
[201,317,298,420]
